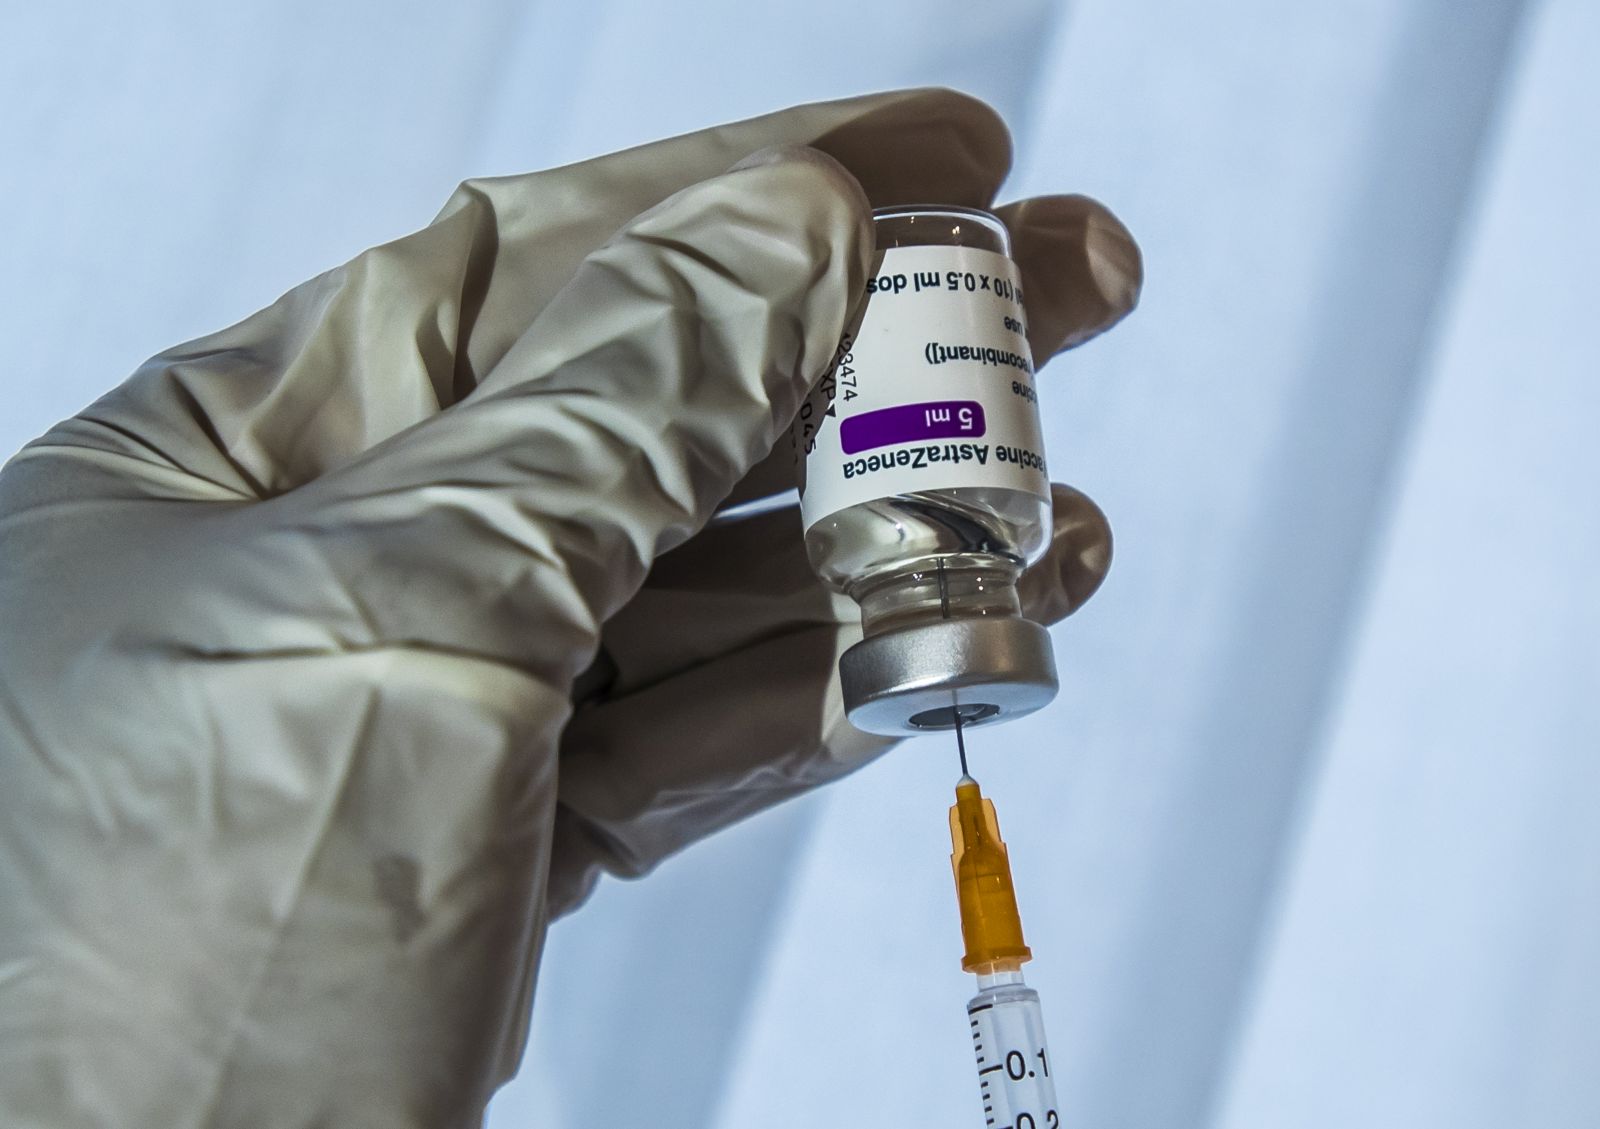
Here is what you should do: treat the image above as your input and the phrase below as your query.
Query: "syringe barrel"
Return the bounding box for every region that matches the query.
[968,980,1059,1129]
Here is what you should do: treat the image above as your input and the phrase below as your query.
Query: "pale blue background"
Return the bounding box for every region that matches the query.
[3,1,1597,1126]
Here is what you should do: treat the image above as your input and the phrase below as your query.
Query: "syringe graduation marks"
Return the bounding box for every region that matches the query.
[975,1043,995,1123]
[966,989,1057,1129]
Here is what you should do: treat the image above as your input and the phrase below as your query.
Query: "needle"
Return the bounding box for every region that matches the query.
[938,556,970,774]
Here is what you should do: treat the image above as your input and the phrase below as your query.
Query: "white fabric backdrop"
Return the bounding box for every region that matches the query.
[3,1,1596,1126]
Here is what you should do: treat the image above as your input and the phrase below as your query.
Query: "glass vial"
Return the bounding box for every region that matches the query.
[795,206,1057,736]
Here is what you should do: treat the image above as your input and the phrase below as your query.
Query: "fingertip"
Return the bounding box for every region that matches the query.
[995,195,1144,359]
[1019,483,1114,625]
[1072,197,1143,346]
[810,87,1014,207]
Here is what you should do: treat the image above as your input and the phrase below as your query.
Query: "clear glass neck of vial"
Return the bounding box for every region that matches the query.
[851,554,1024,637]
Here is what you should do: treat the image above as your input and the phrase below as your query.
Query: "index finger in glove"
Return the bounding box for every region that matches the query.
[268,147,872,685]
[40,89,1004,501]
[434,88,1009,409]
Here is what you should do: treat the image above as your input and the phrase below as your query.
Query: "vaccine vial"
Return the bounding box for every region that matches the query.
[795,206,1057,736]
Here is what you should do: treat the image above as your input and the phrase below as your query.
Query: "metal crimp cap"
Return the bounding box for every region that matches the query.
[839,617,1059,737]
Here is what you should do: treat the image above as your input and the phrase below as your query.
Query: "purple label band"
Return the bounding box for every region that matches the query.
[840,400,987,455]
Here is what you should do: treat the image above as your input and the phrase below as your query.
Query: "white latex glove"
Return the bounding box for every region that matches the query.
[0,88,1140,1126]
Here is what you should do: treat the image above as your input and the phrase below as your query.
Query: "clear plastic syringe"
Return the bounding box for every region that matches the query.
[951,771,1060,1129]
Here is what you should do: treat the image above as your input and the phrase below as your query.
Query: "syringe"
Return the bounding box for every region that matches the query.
[950,754,1060,1129]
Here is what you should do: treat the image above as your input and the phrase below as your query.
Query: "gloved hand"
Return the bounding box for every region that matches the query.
[0,88,1140,1126]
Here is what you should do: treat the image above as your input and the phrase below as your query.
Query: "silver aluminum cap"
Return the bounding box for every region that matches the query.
[838,617,1058,737]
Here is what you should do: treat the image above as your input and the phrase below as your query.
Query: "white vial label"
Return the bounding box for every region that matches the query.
[796,245,1050,530]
